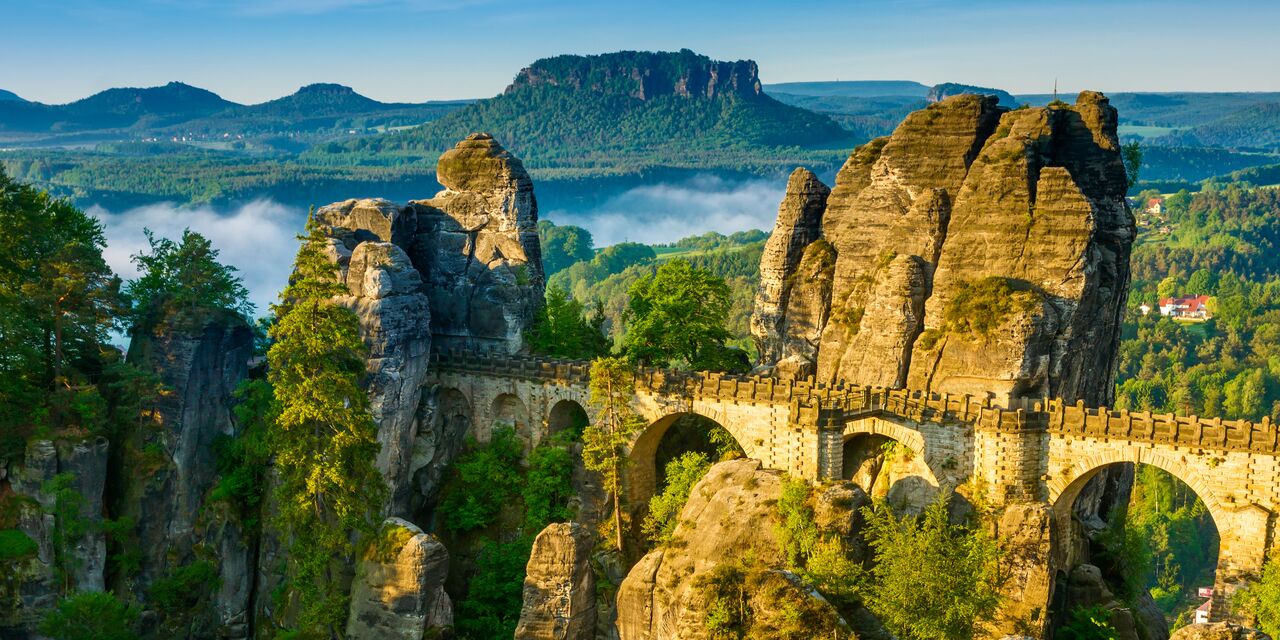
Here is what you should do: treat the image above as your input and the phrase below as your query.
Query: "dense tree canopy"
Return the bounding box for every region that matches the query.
[266,216,385,634]
[537,220,594,276]
[621,259,747,371]
[0,168,125,454]
[125,228,252,330]
[526,287,610,359]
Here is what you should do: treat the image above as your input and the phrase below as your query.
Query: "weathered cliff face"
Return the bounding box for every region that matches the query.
[615,459,858,640]
[751,168,830,376]
[316,211,435,515]
[753,92,1134,406]
[313,133,545,517]
[508,50,763,101]
[410,133,545,353]
[2,436,111,630]
[121,312,255,634]
[515,522,597,640]
[345,518,452,640]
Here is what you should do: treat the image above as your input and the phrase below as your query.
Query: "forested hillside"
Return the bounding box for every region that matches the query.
[313,50,855,179]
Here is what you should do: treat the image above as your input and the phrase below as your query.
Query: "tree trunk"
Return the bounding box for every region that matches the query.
[613,468,624,553]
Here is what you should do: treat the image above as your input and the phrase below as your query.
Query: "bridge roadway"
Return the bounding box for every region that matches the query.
[424,348,1280,620]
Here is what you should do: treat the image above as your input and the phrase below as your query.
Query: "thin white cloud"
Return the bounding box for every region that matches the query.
[212,0,496,16]
[89,199,305,317]
[545,174,785,247]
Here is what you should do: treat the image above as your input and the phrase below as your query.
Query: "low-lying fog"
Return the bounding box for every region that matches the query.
[90,173,785,317]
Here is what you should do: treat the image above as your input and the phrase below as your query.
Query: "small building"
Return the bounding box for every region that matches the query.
[1195,598,1212,624]
[1138,303,1152,316]
[1146,197,1165,215]
[1158,295,1212,320]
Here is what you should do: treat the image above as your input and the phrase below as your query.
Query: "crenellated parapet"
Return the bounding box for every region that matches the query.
[1045,399,1280,454]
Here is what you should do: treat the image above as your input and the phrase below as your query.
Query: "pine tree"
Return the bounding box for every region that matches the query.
[584,357,644,553]
[267,215,385,635]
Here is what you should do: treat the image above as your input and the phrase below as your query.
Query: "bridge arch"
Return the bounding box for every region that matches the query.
[626,411,750,509]
[547,398,589,440]
[1048,447,1228,540]
[490,393,531,446]
[841,416,951,514]
[1046,446,1253,621]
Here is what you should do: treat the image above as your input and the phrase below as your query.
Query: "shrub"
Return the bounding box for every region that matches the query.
[437,427,523,533]
[454,536,534,640]
[39,592,139,640]
[1234,553,1280,637]
[642,452,711,545]
[855,495,1005,640]
[1056,605,1118,640]
[942,277,1041,339]
[522,443,576,533]
[0,528,38,560]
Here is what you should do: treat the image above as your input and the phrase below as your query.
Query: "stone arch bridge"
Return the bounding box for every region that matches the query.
[425,349,1280,619]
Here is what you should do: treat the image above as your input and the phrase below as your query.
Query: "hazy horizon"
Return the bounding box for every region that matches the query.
[5,0,1278,105]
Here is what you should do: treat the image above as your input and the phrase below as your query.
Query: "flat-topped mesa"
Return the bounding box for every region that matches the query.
[752,92,1134,407]
[506,49,762,101]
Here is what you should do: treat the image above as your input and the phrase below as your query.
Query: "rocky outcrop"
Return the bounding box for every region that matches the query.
[615,459,852,640]
[3,436,111,630]
[314,134,545,516]
[345,518,452,640]
[751,168,830,376]
[1060,564,1169,640]
[1171,623,1272,640]
[121,311,255,633]
[995,504,1055,637]
[754,92,1134,407]
[926,82,1018,108]
[410,133,545,353]
[515,522,597,640]
[508,50,763,100]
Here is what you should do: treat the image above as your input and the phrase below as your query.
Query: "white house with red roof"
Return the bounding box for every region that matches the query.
[1158,295,1212,320]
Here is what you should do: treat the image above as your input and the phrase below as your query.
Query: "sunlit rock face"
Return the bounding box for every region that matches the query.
[752,92,1133,407]
[312,133,546,515]
[410,133,545,354]
[345,518,452,640]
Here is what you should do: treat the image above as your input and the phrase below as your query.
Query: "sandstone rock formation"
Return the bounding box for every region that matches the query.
[410,133,545,353]
[346,518,453,640]
[515,522,597,640]
[313,133,545,515]
[615,459,852,640]
[1171,623,1272,640]
[5,436,111,627]
[751,168,830,378]
[508,49,763,100]
[120,311,255,634]
[752,92,1134,407]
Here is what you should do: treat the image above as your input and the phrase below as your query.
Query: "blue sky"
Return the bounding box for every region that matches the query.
[4,0,1279,104]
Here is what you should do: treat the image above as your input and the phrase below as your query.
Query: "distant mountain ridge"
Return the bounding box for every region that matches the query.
[0,81,468,144]
[763,80,929,98]
[0,89,25,102]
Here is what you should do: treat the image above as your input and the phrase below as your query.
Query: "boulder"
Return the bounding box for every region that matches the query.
[515,522,597,640]
[345,518,452,640]
[614,459,852,640]
[1171,623,1271,640]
